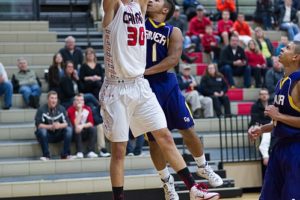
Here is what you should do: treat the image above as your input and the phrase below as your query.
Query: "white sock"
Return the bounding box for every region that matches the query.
[158,167,170,182]
[194,154,206,167]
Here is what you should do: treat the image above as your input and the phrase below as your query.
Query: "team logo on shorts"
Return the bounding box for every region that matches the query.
[184,117,190,123]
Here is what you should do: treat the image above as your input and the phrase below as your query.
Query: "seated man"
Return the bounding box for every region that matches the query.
[219,35,251,88]
[67,93,98,159]
[12,57,41,108]
[35,91,73,160]
[0,63,12,109]
[177,64,214,118]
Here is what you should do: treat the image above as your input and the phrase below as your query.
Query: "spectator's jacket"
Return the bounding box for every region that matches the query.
[188,16,212,36]
[11,70,41,93]
[167,16,187,34]
[256,38,274,57]
[48,65,64,92]
[35,104,70,128]
[59,47,83,70]
[67,105,94,127]
[201,33,217,52]
[233,21,251,36]
[278,5,298,24]
[265,68,284,100]
[199,75,228,96]
[219,45,247,67]
[59,75,83,103]
[249,99,272,127]
[217,19,233,35]
[177,73,197,93]
[216,0,236,12]
[245,50,266,67]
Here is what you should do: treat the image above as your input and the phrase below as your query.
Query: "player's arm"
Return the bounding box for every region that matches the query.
[138,0,149,16]
[102,0,120,27]
[248,123,273,141]
[144,27,183,75]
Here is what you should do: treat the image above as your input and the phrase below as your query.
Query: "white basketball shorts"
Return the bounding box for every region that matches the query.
[99,77,167,142]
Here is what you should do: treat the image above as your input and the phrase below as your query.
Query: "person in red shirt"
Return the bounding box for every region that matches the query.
[202,25,220,62]
[188,5,212,51]
[217,10,234,45]
[67,93,98,159]
[233,13,253,45]
[216,0,237,21]
[245,40,266,88]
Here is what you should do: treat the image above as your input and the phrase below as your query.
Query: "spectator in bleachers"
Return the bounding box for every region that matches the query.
[59,36,83,70]
[248,88,272,176]
[35,91,73,160]
[245,40,266,88]
[233,13,252,45]
[278,0,299,40]
[254,27,274,68]
[183,0,201,20]
[216,0,237,21]
[80,48,104,99]
[12,58,41,108]
[265,56,284,101]
[48,53,65,93]
[177,64,214,118]
[0,63,12,110]
[254,0,273,30]
[168,5,187,34]
[275,36,289,56]
[67,93,98,159]
[187,5,212,52]
[202,25,220,62]
[200,63,231,117]
[217,10,234,45]
[59,61,99,110]
[219,35,251,88]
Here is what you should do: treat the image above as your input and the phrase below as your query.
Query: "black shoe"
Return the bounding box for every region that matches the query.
[33,95,40,108]
[193,108,202,119]
[2,106,10,110]
[29,95,35,108]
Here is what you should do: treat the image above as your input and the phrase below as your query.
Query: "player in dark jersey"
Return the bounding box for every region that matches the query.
[249,41,300,200]
[145,1,222,199]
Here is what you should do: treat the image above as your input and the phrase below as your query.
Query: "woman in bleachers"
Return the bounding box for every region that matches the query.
[254,27,274,68]
[200,63,231,117]
[79,48,104,99]
[245,40,266,88]
[48,53,65,93]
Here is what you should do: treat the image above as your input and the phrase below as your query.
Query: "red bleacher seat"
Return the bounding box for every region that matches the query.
[187,52,203,63]
[196,63,207,75]
[227,88,243,101]
[237,102,254,115]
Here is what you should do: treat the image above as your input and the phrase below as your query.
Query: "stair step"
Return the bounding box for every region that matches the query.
[0,32,56,43]
[0,21,49,32]
[0,43,63,54]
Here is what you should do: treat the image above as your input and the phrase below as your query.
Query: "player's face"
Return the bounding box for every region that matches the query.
[147,0,165,15]
[48,94,58,108]
[279,42,296,64]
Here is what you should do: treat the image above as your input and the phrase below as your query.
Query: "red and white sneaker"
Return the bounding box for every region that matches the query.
[190,183,220,200]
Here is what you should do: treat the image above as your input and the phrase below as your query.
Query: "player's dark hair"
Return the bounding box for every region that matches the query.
[164,0,175,21]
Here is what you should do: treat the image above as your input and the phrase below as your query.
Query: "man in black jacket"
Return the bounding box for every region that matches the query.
[59,36,83,70]
[219,35,251,88]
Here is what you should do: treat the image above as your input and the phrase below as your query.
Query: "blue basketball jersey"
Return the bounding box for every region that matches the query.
[145,18,177,105]
[273,70,300,139]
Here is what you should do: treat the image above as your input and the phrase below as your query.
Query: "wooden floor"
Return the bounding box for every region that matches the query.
[224,193,259,200]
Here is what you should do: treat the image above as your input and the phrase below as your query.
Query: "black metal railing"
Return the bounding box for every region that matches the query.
[218,115,261,163]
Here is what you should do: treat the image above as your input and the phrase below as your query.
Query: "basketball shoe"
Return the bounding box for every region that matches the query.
[197,164,223,187]
[162,175,179,200]
[190,183,220,200]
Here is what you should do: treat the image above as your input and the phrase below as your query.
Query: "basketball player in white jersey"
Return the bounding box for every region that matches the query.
[101,0,220,200]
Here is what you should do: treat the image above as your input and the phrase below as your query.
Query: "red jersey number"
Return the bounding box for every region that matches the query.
[127,26,145,46]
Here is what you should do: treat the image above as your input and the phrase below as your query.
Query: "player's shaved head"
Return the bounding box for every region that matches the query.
[164,0,175,21]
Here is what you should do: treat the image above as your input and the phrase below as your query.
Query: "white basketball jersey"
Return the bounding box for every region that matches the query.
[104,2,146,79]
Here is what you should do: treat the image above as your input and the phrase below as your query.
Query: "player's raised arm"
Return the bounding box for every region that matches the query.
[103,0,120,27]
[144,27,183,75]
[139,0,149,15]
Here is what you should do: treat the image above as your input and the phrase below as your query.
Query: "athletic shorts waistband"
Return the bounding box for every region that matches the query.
[105,75,144,84]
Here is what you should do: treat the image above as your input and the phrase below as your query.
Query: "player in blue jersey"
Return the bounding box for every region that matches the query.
[249,41,300,200]
[145,1,222,199]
